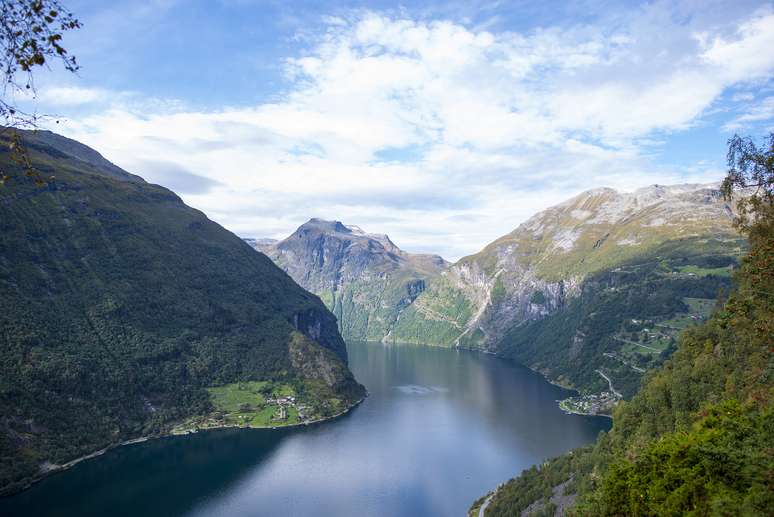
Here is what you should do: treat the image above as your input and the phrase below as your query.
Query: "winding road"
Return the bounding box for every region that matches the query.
[478,490,496,517]
[596,369,622,398]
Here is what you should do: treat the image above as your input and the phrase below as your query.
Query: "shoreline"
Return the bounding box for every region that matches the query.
[558,404,613,419]
[172,391,368,435]
[385,340,576,389]
[2,392,367,499]
[373,340,618,421]
[382,340,605,415]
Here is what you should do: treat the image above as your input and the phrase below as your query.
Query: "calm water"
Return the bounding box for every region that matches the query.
[1,342,610,517]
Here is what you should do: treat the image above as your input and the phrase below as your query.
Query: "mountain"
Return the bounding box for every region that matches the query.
[252,185,742,402]
[245,219,448,341]
[243,237,278,250]
[0,130,364,495]
[470,187,772,517]
[391,184,741,346]
[388,183,744,398]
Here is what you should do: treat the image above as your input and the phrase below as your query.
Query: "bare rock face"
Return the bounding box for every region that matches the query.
[243,238,278,253]
[387,183,742,348]
[247,184,742,354]
[245,219,448,341]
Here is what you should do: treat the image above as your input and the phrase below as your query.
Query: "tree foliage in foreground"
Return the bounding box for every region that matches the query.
[0,0,81,185]
[480,133,774,516]
[598,401,773,516]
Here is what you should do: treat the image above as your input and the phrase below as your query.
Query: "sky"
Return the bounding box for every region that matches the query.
[17,0,774,261]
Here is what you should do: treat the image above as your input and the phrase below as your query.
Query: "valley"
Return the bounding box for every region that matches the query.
[248,184,743,412]
[0,128,767,517]
[0,341,610,517]
[2,1,771,514]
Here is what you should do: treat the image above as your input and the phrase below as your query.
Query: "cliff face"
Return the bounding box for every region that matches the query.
[289,306,349,364]
[250,184,742,397]
[246,219,448,341]
[389,184,742,349]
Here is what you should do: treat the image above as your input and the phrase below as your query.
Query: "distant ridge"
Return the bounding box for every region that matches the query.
[246,218,448,341]
[251,184,743,400]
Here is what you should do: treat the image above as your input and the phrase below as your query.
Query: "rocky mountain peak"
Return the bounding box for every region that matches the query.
[298,218,351,235]
[244,219,449,340]
[387,181,742,351]
[519,182,727,233]
[287,218,401,254]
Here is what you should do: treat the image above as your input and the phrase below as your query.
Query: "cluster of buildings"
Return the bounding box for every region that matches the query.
[559,390,620,417]
[266,396,313,422]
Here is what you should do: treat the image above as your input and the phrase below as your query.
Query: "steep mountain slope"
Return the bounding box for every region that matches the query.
[250,186,742,401]
[391,184,742,347]
[389,184,743,399]
[247,219,448,341]
[0,130,364,495]
[471,196,772,517]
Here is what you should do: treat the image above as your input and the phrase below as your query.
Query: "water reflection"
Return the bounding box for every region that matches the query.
[1,342,609,517]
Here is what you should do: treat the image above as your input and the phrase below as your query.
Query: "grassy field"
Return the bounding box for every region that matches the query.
[204,381,303,428]
[684,297,717,314]
[615,296,718,369]
[620,339,667,355]
[207,381,269,411]
[659,297,716,330]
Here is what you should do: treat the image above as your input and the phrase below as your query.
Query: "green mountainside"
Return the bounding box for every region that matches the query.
[0,130,364,495]
[246,219,448,341]
[498,241,738,400]
[471,194,773,517]
[254,186,743,403]
[388,184,744,401]
[391,185,742,348]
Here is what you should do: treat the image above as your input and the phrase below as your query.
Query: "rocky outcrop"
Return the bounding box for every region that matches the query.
[249,184,742,356]
[287,332,357,392]
[291,307,348,362]
[246,219,448,341]
[388,183,741,348]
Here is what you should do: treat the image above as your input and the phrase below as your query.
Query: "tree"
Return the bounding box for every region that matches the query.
[721,131,773,332]
[721,132,774,235]
[0,0,81,184]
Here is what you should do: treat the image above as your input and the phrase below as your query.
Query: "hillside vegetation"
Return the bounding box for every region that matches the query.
[388,184,743,401]
[474,134,773,516]
[252,185,744,403]
[0,130,364,495]
[499,241,738,399]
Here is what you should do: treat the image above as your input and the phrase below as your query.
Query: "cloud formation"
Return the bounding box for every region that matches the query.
[47,3,774,260]
[725,96,774,130]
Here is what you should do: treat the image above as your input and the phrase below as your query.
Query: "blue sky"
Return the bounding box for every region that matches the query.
[22,0,774,260]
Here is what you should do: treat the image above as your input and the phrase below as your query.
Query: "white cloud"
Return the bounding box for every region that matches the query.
[732,92,755,102]
[725,95,774,129]
[36,86,111,106]
[49,5,774,261]
[700,9,774,81]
